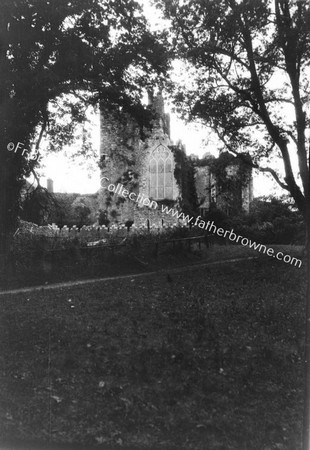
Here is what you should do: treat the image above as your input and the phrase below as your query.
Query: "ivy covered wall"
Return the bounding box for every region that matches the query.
[193,152,253,216]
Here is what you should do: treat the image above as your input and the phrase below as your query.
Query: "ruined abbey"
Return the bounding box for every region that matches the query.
[98,91,253,227]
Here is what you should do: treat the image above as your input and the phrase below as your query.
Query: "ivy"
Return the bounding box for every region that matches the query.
[211,152,251,189]
[170,144,199,216]
[155,199,175,208]
[195,152,252,214]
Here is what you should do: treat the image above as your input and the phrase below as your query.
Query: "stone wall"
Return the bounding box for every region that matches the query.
[99,103,142,223]
[193,156,254,215]
[242,173,254,212]
[139,127,180,202]
[99,95,181,226]
[195,166,211,210]
[98,99,254,225]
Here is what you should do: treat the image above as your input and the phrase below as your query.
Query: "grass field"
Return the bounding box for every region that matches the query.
[0,247,306,449]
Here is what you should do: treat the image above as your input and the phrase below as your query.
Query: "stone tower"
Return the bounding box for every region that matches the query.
[194,153,254,216]
[99,92,180,226]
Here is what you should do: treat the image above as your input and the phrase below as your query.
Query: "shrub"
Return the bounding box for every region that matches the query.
[98,210,110,226]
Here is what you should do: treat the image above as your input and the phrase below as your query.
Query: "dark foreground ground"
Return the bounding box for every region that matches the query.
[0,246,305,450]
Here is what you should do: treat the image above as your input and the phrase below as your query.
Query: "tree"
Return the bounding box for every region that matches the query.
[0,0,168,255]
[156,0,309,219]
[21,184,57,225]
[154,0,310,447]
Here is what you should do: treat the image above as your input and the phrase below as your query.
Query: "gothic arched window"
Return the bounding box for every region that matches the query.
[149,145,173,199]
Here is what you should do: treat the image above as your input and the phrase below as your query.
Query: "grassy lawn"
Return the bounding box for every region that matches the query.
[1,239,303,290]
[0,249,305,449]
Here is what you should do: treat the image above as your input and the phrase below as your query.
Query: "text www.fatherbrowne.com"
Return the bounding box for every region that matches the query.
[161,204,302,268]
[100,177,302,268]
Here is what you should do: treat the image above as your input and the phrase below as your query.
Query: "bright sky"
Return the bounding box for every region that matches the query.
[40,106,101,194]
[40,110,214,194]
[40,106,281,197]
[39,0,294,199]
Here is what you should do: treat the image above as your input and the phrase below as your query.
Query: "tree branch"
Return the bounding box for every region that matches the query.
[31,169,41,188]
[215,130,290,191]
[275,0,308,195]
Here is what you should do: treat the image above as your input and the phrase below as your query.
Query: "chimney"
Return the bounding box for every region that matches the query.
[147,89,154,106]
[47,178,54,193]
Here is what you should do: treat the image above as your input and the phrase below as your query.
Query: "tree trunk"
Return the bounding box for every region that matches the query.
[302,169,310,449]
[0,144,23,262]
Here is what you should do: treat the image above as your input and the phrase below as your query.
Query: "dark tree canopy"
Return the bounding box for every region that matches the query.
[0,0,168,252]
[155,0,310,219]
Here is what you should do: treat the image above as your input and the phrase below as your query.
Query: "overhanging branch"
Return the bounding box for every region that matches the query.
[215,131,290,191]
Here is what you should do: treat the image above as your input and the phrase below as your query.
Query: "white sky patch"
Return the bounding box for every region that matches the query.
[41,94,290,197]
[40,105,100,194]
[42,153,100,193]
[138,0,171,32]
[40,1,307,199]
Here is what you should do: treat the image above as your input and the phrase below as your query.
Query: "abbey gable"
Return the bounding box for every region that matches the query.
[99,92,253,227]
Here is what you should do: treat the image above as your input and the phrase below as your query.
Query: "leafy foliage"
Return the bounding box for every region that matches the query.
[155,0,310,218]
[205,195,305,244]
[0,0,169,251]
[98,209,110,227]
[20,186,58,226]
[196,151,252,214]
[171,143,199,217]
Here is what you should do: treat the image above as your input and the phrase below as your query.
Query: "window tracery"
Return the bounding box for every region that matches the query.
[149,145,173,199]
